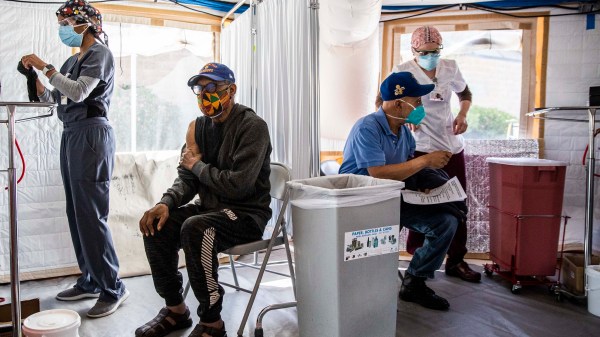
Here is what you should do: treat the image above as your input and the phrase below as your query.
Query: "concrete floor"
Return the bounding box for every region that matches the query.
[2,249,600,337]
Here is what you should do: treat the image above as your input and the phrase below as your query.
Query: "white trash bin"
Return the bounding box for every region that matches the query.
[22,309,81,337]
[288,174,404,337]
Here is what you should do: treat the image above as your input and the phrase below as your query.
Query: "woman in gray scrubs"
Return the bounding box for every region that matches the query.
[20,0,128,318]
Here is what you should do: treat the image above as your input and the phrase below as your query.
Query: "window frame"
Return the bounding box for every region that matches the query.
[91,3,226,152]
[380,11,550,139]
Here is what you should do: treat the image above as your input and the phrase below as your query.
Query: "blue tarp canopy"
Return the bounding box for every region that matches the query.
[177,0,249,14]
[175,0,596,16]
[383,0,597,11]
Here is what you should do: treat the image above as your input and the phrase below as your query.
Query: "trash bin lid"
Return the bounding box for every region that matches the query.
[485,157,569,166]
[287,174,404,209]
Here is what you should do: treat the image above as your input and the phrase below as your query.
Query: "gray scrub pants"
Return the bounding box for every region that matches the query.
[60,117,125,302]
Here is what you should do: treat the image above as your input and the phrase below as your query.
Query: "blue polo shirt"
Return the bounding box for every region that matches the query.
[339,108,415,176]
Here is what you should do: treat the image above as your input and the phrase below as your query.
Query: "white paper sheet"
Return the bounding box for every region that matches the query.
[401,176,467,205]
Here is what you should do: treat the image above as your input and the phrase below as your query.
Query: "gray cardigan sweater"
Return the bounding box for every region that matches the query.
[160,103,273,229]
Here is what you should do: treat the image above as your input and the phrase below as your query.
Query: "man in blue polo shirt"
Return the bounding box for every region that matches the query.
[339,72,458,310]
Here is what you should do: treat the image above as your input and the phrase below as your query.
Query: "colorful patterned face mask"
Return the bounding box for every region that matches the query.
[197,87,231,118]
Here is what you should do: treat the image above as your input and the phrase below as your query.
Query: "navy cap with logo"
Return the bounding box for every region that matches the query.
[187,63,236,87]
[380,72,434,101]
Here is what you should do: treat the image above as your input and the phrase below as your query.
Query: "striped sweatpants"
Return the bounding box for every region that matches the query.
[142,204,263,323]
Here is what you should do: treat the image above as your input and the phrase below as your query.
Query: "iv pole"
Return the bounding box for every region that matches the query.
[0,102,55,337]
[527,106,598,300]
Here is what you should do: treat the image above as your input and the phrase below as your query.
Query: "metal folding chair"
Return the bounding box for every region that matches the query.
[183,162,296,337]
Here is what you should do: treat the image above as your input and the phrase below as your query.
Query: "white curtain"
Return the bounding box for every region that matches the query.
[221,0,311,180]
[221,12,253,107]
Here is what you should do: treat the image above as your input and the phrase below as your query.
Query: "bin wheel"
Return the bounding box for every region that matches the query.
[255,328,264,337]
[555,293,563,302]
[511,284,522,294]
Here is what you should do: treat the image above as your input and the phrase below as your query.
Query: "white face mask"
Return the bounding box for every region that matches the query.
[417,54,441,71]
[58,24,88,47]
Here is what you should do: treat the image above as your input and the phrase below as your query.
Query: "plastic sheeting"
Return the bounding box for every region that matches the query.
[0,2,188,280]
[0,2,74,281]
[108,151,185,277]
[319,0,382,141]
[0,149,184,282]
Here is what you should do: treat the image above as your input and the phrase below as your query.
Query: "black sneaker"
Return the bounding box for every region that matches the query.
[399,273,450,311]
[56,286,100,301]
[87,289,130,318]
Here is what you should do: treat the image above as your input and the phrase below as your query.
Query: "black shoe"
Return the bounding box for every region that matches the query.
[135,307,193,337]
[445,261,482,283]
[188,323,227,337]
[399,272,450,311]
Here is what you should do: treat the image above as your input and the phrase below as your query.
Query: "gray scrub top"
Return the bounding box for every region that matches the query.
[53,42,115,124]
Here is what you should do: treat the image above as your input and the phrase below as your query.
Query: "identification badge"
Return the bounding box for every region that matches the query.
[61,95,68,105]
[429,90,444,101]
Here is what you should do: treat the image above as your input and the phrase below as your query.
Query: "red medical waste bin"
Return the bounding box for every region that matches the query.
[486,158,568,276]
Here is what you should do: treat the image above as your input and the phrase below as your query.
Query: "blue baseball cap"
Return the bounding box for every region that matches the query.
[187,62,236,86]
[380,72,434,101]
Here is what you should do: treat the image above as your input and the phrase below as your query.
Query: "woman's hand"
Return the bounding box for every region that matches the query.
[453,114,468,135]
[21,54,48,71]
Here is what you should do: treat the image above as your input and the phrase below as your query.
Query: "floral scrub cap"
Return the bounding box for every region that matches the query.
[56,0,104,41]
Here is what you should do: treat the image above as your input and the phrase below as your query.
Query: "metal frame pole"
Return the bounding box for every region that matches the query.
[250,0,258,111]
[308,0,320,178]
[584,107,596,295]
[527,106,598,299]
[1,101,55,337]
[7,104,21,337]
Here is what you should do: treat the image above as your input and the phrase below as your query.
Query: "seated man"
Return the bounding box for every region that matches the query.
[339,72,458,310]
[136,63,272,337]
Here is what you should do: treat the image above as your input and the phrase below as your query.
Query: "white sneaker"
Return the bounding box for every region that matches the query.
[86,288,130,318]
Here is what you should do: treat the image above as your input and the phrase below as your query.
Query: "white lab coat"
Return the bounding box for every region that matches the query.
[393,59,467,154]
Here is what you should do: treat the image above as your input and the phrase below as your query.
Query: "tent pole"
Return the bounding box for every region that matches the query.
[251,0,258,110]
[6,104,21,337]
[584,107,596,296]
[309,0,320,178]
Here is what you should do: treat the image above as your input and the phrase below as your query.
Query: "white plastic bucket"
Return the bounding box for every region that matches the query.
[586,265,600,317]
[22,309,81,337]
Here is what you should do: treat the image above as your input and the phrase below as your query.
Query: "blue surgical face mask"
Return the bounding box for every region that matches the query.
[400,100,426,125]
[417,54,440,71]
[59,25,86,47]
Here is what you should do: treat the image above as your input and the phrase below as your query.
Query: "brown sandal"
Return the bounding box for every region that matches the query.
[135,307,193,337]
[188,323,227,337]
